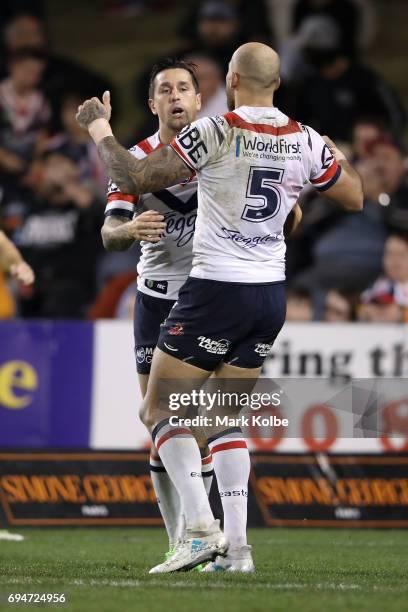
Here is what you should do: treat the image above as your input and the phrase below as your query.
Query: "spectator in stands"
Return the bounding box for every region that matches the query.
[0,47,49,179]
[291,31,406,141]
[292,0,363,55]
[383,235,408,290]
[323,289,359,322]
[267,0,375,47]
[366,139,408,232]
[0,13,115,123]
[292,150,388,316]
[178,1,271,70]
[352,138,408,232]
[185,54,227,118]
[45,91,107,196]
[190,1,241,70]
[358,288,403,323]
[360,234,408,323]
[279,15,341,85]
[351,118,387,162]
[286,287,313,321]
[11,151,103,318]
[0,11,44,55]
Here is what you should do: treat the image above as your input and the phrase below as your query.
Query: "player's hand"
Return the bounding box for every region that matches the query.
[128,210,166,242]
[323,136,347,162]
[76,91,112,129]
[10,261,35,286]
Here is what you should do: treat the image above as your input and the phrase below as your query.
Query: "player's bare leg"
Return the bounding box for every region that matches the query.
[202,362,259,573]
[140,348,226,573]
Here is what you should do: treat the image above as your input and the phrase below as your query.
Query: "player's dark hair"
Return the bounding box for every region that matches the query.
[148,58,199,98]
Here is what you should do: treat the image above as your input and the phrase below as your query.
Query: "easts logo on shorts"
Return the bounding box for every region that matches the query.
[197,336,231,355]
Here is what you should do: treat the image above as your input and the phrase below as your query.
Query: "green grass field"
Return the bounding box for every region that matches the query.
[1,528,407,612]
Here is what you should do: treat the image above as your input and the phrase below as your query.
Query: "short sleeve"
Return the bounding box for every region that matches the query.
[170,115,227,172]
[303,125,342,191]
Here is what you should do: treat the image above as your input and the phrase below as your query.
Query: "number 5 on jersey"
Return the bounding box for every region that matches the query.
[242,166,284,223]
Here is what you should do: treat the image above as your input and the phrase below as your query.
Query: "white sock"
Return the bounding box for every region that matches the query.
[150,452,181,548]
[208,428,250,549]
[153,419,215,532]
[175,452,214,541]
[201,451,214,497]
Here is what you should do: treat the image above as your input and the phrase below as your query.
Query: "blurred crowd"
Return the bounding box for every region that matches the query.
[0,0,407,323]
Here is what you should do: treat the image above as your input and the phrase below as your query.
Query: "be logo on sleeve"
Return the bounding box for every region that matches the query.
[178,126,208,165]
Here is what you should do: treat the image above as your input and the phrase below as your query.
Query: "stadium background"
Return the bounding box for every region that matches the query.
[0,0,408,584]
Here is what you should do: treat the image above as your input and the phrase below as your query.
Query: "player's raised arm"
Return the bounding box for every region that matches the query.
[76,92,192,195]
[321,136,363,211]
[305,125,363,212]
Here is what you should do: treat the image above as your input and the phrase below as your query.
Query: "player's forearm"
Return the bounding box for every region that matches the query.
[84,118,139,194]
[87,118,191,195]
[0,231,23,271]
[86,117,148,194]
[337,160,364,211]
[323,136,363,212]
[97,136,144,195]
[101,220,136,251]
[96,135,191,196]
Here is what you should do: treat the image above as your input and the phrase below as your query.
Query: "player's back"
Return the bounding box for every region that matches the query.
[170,105,340,284]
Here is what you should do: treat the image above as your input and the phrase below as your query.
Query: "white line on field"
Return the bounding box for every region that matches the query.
[2,578,407,592]
[262,540,399,547]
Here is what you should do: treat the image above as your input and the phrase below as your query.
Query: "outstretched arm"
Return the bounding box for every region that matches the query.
[97,138,191,195]
[76,93,191,195]
[0,231,35,285]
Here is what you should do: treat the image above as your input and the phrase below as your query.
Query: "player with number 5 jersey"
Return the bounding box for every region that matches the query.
[170,107,340,284]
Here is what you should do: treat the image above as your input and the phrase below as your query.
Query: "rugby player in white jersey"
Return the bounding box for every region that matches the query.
[100,59,214,563]
[77,42,362,573]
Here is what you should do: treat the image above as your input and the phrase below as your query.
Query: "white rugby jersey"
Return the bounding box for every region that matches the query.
[105,132,197,300]
[170,106,341,283]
